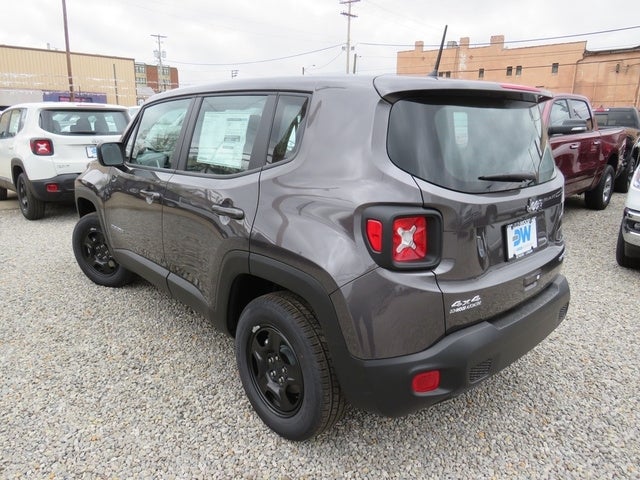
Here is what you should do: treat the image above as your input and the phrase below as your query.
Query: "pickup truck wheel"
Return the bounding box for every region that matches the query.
[72,212,134,287]
[584,165,614,210]
[614,156,637,193]
[235,291,345,441]
[17,173,45,220]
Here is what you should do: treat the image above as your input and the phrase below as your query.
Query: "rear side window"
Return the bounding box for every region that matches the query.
[40,109,129,135]
[267,95,309,164]
[387,97,556,193]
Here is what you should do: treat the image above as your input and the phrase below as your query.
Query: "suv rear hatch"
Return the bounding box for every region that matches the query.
[378,77,565,332]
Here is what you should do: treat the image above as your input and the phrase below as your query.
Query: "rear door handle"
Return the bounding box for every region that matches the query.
[569,143,580,149]
[211,204,244,220]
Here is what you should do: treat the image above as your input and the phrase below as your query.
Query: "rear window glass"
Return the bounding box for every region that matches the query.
[39,109,129,135]
[595,110,639,128]
[387,97,556,193]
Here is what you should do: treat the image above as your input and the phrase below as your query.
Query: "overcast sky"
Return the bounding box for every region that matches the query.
[0,0,638,87]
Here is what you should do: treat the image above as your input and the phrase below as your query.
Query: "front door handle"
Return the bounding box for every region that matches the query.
[140,189,161,202]
[211,204,244,220]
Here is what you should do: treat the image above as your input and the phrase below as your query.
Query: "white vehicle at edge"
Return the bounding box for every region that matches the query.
[616,164,640,268]
[0,102,129,220]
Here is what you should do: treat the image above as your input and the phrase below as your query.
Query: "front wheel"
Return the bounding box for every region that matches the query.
[235,292,345,441]
[584,165,614,210]
[616,225,640,269]
[17,173,45,220]
[72,212,134,287]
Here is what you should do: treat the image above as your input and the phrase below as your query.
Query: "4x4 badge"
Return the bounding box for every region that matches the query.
[527,198,543,213]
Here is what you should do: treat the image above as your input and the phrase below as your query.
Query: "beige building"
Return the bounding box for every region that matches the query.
[397,35,640,107]
[0,44,138,107]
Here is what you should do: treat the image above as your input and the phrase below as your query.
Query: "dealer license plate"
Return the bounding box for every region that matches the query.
[85,145,97,158]
[506,217,538,260]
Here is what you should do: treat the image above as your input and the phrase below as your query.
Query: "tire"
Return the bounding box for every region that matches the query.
[17,173,45,220]
[72,212,135,287]
[614,154,637,193]
[616,225,640,269]
[235,291,345,441]
[584,164,614,210]
[0,187,7,201]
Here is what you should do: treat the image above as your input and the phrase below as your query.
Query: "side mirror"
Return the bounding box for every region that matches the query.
[97,142,125,167]
[548,119,588,136]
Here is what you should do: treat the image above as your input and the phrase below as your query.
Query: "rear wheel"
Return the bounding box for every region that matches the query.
[614,154,638,193]
[17,173,45,220]
[72,212,134,287]
[0,187,7,201]
[235,291,345,441]
[584,165,614,210]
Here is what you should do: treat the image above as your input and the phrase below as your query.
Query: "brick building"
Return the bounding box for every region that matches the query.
[397,35,640,107]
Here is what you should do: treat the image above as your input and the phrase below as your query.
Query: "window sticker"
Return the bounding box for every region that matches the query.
[197,111,251,169]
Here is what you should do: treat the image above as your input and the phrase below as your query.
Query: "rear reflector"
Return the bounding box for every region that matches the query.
[412,370,440,393]
[46,183,60,193]
[366,219,383,253]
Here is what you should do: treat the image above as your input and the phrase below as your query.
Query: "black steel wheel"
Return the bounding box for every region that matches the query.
[235,292,345,441]
[17,173,45,220]
[72,212,134,287]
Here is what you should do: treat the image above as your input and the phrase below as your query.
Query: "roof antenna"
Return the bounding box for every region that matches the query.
[428,25,448,78]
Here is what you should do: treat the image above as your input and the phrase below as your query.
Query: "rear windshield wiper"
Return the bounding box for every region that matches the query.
[478,173,537,183]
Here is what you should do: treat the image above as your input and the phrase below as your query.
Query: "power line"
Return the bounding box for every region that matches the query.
[168,44,344,66]
[359,25,640,48]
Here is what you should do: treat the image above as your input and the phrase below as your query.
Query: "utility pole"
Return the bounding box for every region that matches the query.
[340,0,359,74]
[62,0,74,101]
[151,34,167,92]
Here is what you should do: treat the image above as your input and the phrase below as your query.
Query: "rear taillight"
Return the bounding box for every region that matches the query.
[30,139,54,156]
[363,206,442,270]
[392,216,427,262]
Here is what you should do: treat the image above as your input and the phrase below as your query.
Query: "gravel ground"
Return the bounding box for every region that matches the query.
[1,191,639,479]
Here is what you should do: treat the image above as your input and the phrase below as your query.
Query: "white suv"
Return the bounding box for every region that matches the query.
[0,102,129,219]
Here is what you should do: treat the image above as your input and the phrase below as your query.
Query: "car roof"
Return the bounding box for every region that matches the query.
[148,74,552,104]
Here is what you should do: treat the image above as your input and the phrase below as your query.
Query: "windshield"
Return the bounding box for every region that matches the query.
[387,97,556,193]
[39,109,129,135]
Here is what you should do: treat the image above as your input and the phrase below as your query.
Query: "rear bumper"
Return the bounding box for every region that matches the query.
[338,275,570,417]
[29,174,78,203]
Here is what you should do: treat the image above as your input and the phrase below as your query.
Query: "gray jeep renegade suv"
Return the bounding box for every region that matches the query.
[72,75,570,440]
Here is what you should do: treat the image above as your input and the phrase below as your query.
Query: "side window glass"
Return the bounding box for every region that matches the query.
[0,109,25,138]
[267,95,309,164]
[569,99,593,130]
[125,98,191,168]
[549,100,570,126]
[0,110,10,138]
[186,95,268,175]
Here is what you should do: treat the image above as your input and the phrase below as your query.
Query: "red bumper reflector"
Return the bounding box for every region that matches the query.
[366,219,383,253]
[412,370,440,393]
[46,183,60,193]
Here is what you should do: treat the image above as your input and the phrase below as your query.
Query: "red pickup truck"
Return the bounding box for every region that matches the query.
[541,93,627,210]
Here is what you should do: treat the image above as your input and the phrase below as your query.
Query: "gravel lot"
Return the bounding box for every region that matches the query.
[1,191,639,479]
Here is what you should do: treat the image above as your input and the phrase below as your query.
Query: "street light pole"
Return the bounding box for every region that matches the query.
[62,0,74,101]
